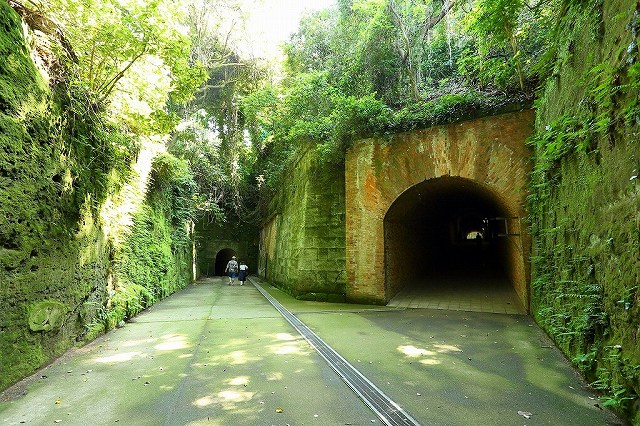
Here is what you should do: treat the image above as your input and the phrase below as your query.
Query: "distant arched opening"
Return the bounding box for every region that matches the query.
[215,248,237,276]
[384,176,522,310]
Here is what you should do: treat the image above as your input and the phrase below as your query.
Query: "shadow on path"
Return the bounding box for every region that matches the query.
[0,277,626,426]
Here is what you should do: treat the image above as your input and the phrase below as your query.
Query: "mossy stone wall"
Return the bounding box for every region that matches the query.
[530,0,640,419]
[0,5,194,391]
[0,4,107,389]
[259,147,346,301]
[194,219,259,278]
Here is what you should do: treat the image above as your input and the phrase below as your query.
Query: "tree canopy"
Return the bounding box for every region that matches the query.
[239,0,556,198]
[16,0,560,223]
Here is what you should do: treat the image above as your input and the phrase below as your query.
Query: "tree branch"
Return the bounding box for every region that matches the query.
[8,0,78,62]
[420,0,455,42]
[97,46,147,104]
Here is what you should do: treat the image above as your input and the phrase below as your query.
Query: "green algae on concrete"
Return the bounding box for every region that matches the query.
[0,278,625,425]
[0,279,378,426]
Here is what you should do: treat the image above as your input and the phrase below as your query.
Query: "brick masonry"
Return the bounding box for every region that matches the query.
[345,110,535,306]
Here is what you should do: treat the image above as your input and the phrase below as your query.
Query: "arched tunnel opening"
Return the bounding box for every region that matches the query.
[384,176,525,312]
[214,248,237,276]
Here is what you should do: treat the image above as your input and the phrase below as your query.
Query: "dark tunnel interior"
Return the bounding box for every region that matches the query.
[384,176,516,298]
[214,248,237,276]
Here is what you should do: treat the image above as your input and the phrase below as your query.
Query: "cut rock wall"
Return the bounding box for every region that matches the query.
[259,147,346,301]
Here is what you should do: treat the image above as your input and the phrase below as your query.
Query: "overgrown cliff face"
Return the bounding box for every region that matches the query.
[529,0,640,418]
[0,4,194,391]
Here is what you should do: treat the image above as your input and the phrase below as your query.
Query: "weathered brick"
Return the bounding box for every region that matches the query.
[345,110,534,306]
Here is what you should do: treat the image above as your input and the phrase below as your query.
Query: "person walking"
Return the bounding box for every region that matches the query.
[238,261,249,286]
[225,256,239,286]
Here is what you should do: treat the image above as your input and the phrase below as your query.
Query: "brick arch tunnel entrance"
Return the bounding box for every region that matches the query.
[345,110,533,310]
[384,176,524,312]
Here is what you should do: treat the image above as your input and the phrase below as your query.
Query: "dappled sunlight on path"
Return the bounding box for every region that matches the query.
[0,277,625,425]
[291,300,624,426]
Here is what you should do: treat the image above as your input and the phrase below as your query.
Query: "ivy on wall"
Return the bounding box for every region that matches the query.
[527,0,640,418]
[0,3,196,391]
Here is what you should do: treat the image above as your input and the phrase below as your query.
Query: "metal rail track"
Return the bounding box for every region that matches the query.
[252,281,421,426]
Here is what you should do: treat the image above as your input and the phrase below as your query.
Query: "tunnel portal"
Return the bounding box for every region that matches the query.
[384,176,520,307]
[345,110,534,309]
[214,248,237,276]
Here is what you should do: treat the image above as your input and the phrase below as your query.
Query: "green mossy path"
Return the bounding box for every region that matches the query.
[0,277,624,425]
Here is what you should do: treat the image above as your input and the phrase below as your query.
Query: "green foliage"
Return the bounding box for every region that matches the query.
[284,9,337,75]
[391,91,521,131]
[527,60,627,209]
[148,153,197,250]
[600,386,636,410]
[590,347,640,412]
[167,122,227,221]
[0,2,136,254]
[243,72,526,175]
[528,0,640,421]
[240,0,551,194]
[1,0,138,390]
[318,92,393,162]
[110,153,195,325]
[242,87,279,150]
[57,86,139,214]
[271,71,396,161]
[169,3,271,224]
[1,1,198,391]
[464,0,523,46]
[26,0,206,134]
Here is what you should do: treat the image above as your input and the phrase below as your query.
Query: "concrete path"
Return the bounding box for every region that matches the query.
[387,274,525,314]
[0,277,625,426]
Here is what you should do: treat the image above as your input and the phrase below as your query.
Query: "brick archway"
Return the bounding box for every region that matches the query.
[345,110,534,310]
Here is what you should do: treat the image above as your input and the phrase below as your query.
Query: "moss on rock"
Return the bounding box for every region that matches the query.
[529,0,640,420]
[0,3,195,392]
[258,145,347,299]
[28,300,69,332]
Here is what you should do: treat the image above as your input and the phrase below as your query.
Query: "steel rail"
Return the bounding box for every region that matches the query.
[252,281,421,426]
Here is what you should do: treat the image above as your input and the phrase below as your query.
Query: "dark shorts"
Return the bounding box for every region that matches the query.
[228,271,237,279]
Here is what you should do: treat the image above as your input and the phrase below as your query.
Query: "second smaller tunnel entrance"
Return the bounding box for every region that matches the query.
[214,248,237,276]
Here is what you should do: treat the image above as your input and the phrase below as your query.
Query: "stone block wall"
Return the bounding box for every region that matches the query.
[194,219,258,278]
[259,147,346,300]
[528,0,640,417]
